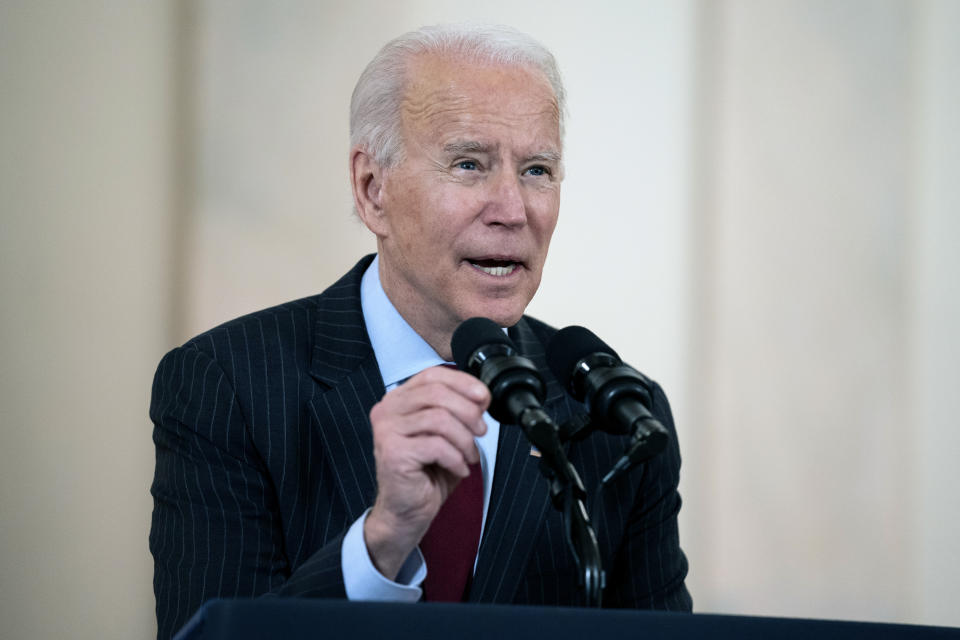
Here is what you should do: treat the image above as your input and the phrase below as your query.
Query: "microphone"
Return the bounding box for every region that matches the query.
[546,326,669,484]
[452,317,545,425]
[451,318,571,481]
[453,318,600,600]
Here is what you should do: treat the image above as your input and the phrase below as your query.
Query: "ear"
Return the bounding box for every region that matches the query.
[350,147,389,237]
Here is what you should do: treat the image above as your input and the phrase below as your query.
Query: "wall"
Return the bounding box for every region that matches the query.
[1,1,957,637]
[0,2,177,638]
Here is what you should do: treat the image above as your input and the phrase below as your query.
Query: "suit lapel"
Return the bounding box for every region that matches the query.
[307,255,385,522]
[469,318,570,603]
[303,264,576,599]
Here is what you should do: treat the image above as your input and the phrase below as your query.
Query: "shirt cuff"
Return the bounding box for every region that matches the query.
[342,508,426,602]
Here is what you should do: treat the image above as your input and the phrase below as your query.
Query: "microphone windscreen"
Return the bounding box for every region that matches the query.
[546,325,621,388]
[451,317,513,371]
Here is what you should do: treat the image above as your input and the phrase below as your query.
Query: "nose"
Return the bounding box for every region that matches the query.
[482,171,527,228]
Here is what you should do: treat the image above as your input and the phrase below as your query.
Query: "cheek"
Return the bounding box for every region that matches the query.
[433,188,478,215]
[387,191,435,250]
[530,194,560,242]
[423,193,477,238]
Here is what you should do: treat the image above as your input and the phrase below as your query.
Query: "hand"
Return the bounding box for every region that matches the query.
[363,365,490,580]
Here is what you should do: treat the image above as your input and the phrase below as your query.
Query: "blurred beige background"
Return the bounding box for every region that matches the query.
[1,1,957,638]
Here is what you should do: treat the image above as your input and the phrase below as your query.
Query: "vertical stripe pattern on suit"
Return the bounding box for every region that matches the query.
[149,254,691,639]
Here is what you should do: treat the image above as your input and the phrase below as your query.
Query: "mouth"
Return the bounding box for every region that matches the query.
[467,257,522,277]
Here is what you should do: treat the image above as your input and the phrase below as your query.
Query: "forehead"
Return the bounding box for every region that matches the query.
[399,53,561,150]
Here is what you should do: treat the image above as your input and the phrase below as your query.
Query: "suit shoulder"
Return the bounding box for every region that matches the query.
[151,294,321,404]
[183,294,321,351]
[179,254,373,358]
[154,296,321,391]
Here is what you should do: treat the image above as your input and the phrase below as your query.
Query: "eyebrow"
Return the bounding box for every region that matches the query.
[526,150,563,165]
[442,141,496,156]
[442,141,562,165]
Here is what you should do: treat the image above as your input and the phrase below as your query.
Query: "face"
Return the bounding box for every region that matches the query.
[358,54,562,354]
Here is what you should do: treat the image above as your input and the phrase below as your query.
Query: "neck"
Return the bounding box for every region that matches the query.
[377,258,456,362]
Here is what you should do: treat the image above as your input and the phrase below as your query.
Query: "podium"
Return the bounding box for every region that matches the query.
[174,599,959,640]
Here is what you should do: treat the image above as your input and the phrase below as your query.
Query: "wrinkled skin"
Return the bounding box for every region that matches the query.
[350,53,563,580]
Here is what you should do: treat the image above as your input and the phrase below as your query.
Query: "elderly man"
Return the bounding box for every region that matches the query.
[150,23,691,640]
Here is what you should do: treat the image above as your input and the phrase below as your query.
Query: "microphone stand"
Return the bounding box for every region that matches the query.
[451,320,605,608]
[518,408,604,607]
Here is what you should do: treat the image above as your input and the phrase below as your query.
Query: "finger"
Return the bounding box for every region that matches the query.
[405,365,490,405]
[374,406,480,466]
[403,407,481,463]
[380,382,488,436]
[409,434,473,480]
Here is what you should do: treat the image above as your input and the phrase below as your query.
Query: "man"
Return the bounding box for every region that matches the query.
[150,23,691,640]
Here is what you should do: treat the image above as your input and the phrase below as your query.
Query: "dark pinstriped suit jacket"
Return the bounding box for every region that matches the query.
[149,254,691,639]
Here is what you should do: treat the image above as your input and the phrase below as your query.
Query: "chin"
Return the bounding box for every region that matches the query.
[461,301,527,329]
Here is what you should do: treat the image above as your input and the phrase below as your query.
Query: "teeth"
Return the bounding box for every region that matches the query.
[471,262,518,277]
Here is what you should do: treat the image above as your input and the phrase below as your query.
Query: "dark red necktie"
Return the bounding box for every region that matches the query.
[417,363,484,601]
[419,460,483,602]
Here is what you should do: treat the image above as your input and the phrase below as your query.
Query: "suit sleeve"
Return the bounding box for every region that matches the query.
[149,344,346,640]
[602,381,693,611]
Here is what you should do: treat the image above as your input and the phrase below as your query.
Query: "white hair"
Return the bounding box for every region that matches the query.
[350,23,566,168]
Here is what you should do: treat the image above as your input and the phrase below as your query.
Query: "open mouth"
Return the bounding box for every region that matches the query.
[468,258,521,277]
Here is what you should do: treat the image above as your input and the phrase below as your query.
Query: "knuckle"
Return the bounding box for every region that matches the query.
[417,367,443,383]
[420,407,450,432]
[419,436,444,461]
[369,400,388,422]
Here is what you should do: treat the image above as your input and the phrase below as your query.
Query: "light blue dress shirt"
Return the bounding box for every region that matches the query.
[341,254,501,601]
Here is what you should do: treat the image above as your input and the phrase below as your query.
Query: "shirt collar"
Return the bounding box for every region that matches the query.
[360,254,447,388]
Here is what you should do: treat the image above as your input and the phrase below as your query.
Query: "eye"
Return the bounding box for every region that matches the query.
[524,165,550,177]
[457,160,478,171]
